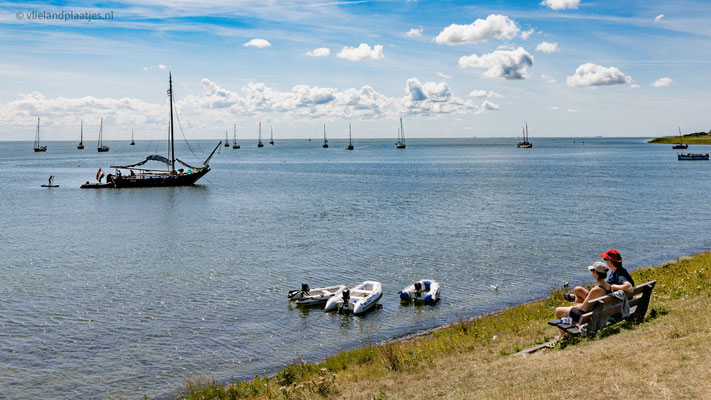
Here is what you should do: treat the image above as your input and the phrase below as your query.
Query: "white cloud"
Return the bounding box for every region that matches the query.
[405,27,423,37]
[654,14,664,23]
[567,108,578,112]
[535,41,560,53]
[142,64,167,71]
[459,47,534,80]
[436,72,452,79]
[469,90,504,98]
[630,83,640,88]
[481,100,499,110]
[541,74,556,83]
[306,47,330,57]
[435,14,520,45]
[651,77,673,87]
[566,63,632,87]
[243,38,271,48]
[521,28,535,40]
[540,0,580,10]
[336,43,384,61]
[401,78,496,116]
[551,105,559,110]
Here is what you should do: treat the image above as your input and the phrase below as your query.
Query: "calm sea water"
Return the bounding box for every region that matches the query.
[1,137,710,399]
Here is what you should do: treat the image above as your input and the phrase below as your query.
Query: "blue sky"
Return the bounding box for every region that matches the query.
[1,0,710,140]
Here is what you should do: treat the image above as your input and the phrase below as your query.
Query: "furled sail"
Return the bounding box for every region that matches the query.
[111,154,172,169]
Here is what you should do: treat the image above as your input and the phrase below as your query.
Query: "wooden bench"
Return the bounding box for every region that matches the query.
[548,280,657,337]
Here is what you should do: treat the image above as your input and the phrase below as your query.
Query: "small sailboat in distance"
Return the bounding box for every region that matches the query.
[77,120,84,149]
[270,125,275,145]
[396,117,406,149]
[33,118,47,152]
[130,129,135,145]
[346,123,354,150]
[97,118,110,152]
[322,123,329,148]
[224,130,230,147]
[257,122,264,147]
[517,122,532,148]
[232,124,240,149]
[672,127,688,149]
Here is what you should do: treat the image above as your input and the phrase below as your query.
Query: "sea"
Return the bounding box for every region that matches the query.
[1,137,710,399]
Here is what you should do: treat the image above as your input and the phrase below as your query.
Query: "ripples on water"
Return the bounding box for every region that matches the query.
[1,138,710,398]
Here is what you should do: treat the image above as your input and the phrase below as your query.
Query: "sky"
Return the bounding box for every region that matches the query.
[1,0,710,141]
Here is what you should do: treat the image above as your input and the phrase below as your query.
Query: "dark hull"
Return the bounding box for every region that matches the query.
[98,147,110,152]
[672,144,688,149]
[77,144,84,149]
[678,154,709,161]
[517,142,532,148]
[110,168,210,188]
[34,147,47,152]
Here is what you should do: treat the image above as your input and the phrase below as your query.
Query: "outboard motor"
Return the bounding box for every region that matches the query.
[339,289,351,312]
[414,281,423,298]
[301,283,310,295]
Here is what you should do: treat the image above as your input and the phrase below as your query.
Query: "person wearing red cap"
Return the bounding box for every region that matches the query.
[600,249,635,294]
[567,249,635,303]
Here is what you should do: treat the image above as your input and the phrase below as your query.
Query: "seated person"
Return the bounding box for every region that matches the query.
[567,248,634,302]
[555,262,612,332]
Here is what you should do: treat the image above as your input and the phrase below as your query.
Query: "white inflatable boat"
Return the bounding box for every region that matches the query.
[288,284,347,306]
[399,279,440,304]
[324,281,383,315]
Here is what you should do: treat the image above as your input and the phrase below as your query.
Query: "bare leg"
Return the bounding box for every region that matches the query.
[573,286,588,304]
[555,306,573,336]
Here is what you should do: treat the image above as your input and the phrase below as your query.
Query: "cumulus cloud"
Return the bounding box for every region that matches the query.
[481,100,499,110]
[651,77,673,87]
[306,47,330,57]
[536,41,560,53]
[469,90,504,98]
[435,14,519,45]
[540,0,580,10]
[566,63,632,87]
[436,72,452,79]
[337,43,384,61]
[405,27,423,37]
[630,83,640,88]
[244,38,271,48]
[654,14,664,23]
[401,78,495,115]
[521,28,535,40]
[459,47,534,80]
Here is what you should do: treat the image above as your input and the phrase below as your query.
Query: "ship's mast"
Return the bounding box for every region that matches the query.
[169,73,175,172]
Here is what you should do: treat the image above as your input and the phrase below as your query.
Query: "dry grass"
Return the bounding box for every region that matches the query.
[178,253,711,400]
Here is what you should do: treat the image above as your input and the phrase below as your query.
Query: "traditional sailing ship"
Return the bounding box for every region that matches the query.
[232,124,240,149]
[396,117,406,149]
[97,118,110,152]
[258,122,264,147]
[130,129,135,145]
[672,127,688,149]
[82,73,220,188]
[322,123,329,148]
[77,120,84,149]
[517,122,532,148]
[33,117,47,152]
[346,123,354,150]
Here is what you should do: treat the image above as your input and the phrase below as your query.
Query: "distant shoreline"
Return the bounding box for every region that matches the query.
[648,130,711,144]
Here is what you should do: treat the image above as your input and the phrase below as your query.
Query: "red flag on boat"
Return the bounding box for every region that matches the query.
[96,168,102,181]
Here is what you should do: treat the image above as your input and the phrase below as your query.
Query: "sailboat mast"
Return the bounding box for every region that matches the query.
[259,122,262,141]
[400,117,404,144]
[525,122,528,142]
[349,123,352,145]
[234,124,237,142]
[169,73,176,172]
[679,126,683,145]
[324,123,327,141]
[81,120,83,143]
[98,118,103,146]
[36,117,40,146]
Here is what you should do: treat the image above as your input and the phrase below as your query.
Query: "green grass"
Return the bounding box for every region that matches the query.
[177,252,711,400]
[648,130,711,144]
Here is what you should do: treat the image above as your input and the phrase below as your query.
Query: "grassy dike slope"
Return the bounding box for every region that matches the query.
[648,131,711,144]
[180,252,711,400]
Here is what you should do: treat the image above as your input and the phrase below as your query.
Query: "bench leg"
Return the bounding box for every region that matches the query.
[632,286,653,323]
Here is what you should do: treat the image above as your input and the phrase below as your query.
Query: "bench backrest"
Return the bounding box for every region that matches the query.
[576,280,656,332]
